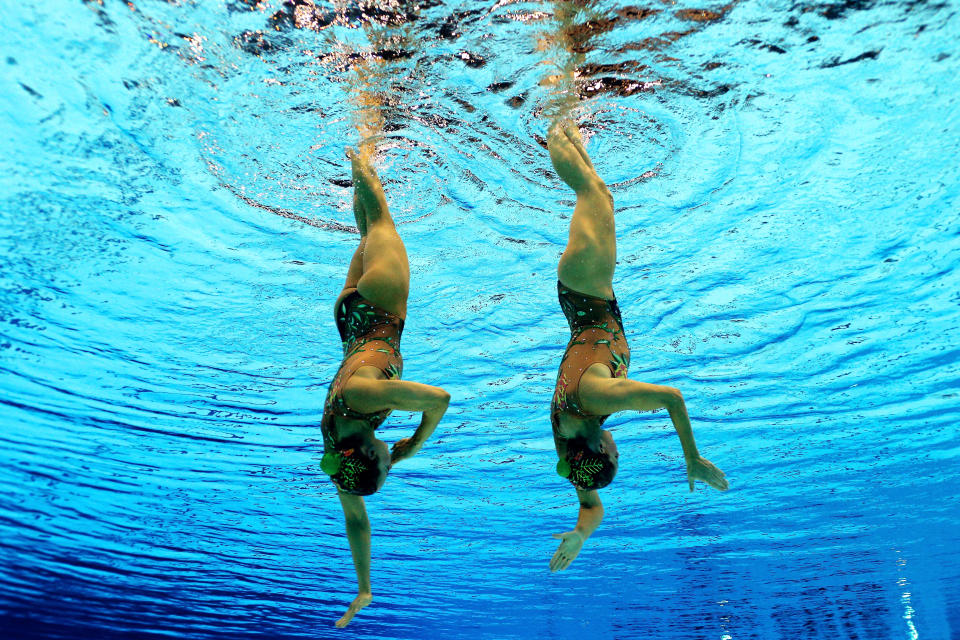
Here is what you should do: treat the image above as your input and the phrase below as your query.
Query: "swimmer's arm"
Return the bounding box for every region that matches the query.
[342,378,450,461]
[550,489,604,572]
[394,382,450,463]
[642,384,699,461]
[388,381,451,447]
[336,493,374,628]
[582,377,700,458]
[342,378,450,416]
[572,489,604,540]
[582,377,729,492]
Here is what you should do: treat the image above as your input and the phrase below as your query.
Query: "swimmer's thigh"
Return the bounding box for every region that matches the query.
[358,225,410,316]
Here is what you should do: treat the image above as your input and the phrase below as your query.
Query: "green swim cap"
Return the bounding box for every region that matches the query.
[556,459,571,478]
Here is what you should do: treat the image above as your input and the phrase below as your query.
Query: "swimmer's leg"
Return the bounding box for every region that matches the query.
[337,187,370,295]
[342,236,367,293]
[549,122,616,299]
[336,492,374,628]
[347,148,410,318]
[353,187,369,237]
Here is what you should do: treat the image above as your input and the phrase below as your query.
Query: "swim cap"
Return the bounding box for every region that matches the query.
[559,434,618,490]
[322,438,389,496]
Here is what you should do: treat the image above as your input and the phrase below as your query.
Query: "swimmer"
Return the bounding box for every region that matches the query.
[321,147,451,626]
[546,121,729,572]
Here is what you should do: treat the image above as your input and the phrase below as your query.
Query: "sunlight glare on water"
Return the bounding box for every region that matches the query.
[1,1,959,639]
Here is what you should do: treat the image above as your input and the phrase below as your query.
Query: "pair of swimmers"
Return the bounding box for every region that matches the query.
[321,121,729,628]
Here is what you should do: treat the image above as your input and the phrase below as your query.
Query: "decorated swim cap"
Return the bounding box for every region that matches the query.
[557,447,617,491]
[320,438,389,496]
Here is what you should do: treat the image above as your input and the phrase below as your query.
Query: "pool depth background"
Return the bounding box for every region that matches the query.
[1,1,959,639]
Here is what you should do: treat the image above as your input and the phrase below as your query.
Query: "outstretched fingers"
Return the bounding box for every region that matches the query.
[550,534,572,572]
[688,457,730,492]
[703,461,729,491]
[549,531,584,572]
[709,470,730,492]
[550,554,572,572]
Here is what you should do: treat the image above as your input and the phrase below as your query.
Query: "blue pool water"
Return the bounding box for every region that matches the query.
[2,1,959,638]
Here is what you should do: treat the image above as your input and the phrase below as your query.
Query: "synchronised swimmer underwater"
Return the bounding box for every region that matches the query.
[310,1,733,627]
[6,0,959,637]
[316,129,728,627]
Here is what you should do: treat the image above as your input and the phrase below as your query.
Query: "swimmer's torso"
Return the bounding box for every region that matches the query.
[321,289,404,442]
[551,280,630,440]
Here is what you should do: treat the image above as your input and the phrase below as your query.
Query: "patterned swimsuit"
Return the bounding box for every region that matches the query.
[320,289,404,446]
[551,280,631,441]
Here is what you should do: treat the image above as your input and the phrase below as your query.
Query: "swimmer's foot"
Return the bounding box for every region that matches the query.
[335,592,373,628]
[346,146,389,224]
[346,148,368,235]
[561,122,595,171]
[548,120,598,193]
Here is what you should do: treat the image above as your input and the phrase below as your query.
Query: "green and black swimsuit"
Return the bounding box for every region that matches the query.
[551,280,631,446]
[320,289,404,446]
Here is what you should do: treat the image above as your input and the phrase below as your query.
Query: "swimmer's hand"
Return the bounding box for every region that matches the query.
[390,437,422,465]
[549,530,584,572]
[386,385,449,465]
[685,455,729,492]
[335,592,372,628]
